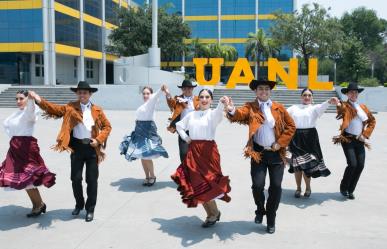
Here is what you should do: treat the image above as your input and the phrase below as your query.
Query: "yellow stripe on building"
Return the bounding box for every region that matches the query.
[84,49,103,60]
[112,0,120,4]
[106,54,119,61]
[55,43,81,56]
[221,38,248,43]
[121,1,129,9]
[83,13,103,27]
[105,22,118,30]
[184,38,218,44]
[0,42,43,52]
[185,14,276,21]
[0,0,42,10]
[54,2,80,19]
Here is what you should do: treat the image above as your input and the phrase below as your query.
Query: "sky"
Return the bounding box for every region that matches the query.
[296,0,387,19]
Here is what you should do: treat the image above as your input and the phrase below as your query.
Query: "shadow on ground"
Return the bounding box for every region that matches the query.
[152,216,268,247]
[280,189,347,209]
[0,205,77,231]
[110,177,176,193]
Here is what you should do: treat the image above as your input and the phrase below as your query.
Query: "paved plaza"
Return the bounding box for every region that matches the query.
[0,109,386,249]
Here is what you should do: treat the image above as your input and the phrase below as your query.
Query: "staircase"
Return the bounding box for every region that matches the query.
[0,86,77,108]
[212,87,339,113]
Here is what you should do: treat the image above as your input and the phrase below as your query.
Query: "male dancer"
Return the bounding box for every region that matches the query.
[29,81,112,222]
[225,79,295,234]
[163,80,199,162]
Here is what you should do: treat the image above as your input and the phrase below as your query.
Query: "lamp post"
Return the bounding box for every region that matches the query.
[148,0,160,69]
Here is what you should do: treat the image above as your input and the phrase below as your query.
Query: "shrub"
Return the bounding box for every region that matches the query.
[359,77,380,87]
[384,83,387,87]
[340,82,349,87]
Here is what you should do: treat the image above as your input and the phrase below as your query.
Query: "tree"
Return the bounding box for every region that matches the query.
[245,28,279,78]
[107,6,191,69]
[271,3,344,72]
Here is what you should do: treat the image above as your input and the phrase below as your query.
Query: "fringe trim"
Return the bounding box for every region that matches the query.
[244,146,262,164]
[42,112,62,120]
[332,135,371,150]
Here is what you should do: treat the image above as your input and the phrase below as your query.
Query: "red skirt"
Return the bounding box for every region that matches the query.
[0,136,56,190]
[171,140,231,208]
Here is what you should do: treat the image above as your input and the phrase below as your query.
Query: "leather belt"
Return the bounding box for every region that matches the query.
[73,138,91,145]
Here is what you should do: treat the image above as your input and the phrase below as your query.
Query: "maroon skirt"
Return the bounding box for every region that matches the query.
[171,140,231,208]
[0,136,56,190]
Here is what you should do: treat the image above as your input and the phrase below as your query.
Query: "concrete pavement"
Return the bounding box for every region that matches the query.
[0,109,386,249]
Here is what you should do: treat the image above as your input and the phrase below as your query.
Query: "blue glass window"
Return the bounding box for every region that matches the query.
[56,0,80,10]
[187,20,218,39]
[55,11,80,47]
[185,0,218,16]
[221,20,255,39]
[259,0,294,14]
[84,0,102,19]
[84,22,102,51]
[222,0,255,15]
[0,9,43,43]
[105,0,119,25]
[159,0,182,15]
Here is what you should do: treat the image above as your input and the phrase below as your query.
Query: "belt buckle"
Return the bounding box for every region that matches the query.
[81,138,91,144]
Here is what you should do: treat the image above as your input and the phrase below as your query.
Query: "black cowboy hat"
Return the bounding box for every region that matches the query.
[249,78,276,91]
[70,81,98,93]
[178,79,197,88]
[341,82,364,94]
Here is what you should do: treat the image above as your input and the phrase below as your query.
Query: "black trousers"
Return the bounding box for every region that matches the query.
[70,140,99,212]
[340,139,366,194]
[178,131,189,163]
[251,145,284,226]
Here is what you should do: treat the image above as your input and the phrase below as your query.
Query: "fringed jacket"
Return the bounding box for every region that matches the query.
[166,95,200,133]
[37,98,112,164]
[333,101,376,148]
[227,100,296,163]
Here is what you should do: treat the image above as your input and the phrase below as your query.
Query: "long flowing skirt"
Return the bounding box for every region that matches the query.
[119,120,169,162]
[171,140,231,208]
[0,136,56,190]
[287,128,331,178]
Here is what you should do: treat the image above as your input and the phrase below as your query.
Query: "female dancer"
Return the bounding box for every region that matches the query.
[287,88,337,198]
[171,89,231,228]
[0,90,56,217]
[119,85,169,186]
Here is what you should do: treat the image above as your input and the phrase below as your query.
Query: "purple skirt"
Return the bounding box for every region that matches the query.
[0,136,56,190]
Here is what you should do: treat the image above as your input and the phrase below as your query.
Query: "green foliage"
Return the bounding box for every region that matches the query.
[107,6,191,65]
[189,41,238,61]
[384,83,387,87]
[270,3,344,71]
[340,82,349,87]
[359,77,380,87]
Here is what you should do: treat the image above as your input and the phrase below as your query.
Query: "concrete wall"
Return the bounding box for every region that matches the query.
[0,84,10,94]
[56,55,77,85]
[335,86,387,112]
[84,59,99,85]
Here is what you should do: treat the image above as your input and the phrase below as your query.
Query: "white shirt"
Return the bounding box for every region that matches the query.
[287,101,330,129]
[3,99,39,138]
[254,99,276,147]
[136,89,163,121]
[180,95,195,119]
[73,102,94,139]
[176,101,224,142]
[345,101,368,136]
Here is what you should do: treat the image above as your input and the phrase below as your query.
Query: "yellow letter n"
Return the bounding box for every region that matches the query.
[193,58,224,86]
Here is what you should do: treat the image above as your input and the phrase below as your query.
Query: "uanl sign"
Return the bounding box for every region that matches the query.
[193,58,333,90]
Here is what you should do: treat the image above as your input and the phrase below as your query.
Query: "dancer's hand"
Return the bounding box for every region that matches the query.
[329,97,339,105]
[186,137,192,144]
[226,97,235,113]
[357,135,366,142]
[90,138,99,148]
[220,96,228,104]
[271,142,280,151]
[28,91,41,103]
[161,84,171,98]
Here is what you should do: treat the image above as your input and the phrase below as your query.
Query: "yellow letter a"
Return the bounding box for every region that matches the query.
[226,58,255,89]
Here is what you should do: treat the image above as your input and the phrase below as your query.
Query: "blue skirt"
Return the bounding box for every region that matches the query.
[119,120,169,162]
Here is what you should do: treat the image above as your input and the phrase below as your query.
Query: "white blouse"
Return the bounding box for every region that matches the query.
[3,99,40,138]
[135,89,163,121]
[287,101,330,129]
[176,101,224,142]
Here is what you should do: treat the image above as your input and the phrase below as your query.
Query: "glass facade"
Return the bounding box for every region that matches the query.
[84,0,102,19]
[188,21,218,39]
[0,9,43,43]
[56,0,80,10]
[259,0,294,14]
[160,0,182,14]
[105,0,119,25]
[84,22,102,51]
[0,53,31,84]
[185,0,218,16]
[221,0,255,15]
[55,12,80,47]
[221,20,256,38]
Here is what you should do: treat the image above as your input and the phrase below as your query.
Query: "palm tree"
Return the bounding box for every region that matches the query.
[245,28,279,79]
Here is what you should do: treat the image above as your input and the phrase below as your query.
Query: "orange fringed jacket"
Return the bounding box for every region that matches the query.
[166,95,200,133]
[333,101,376,148]
[38,98,112,164]
[227,101,296,163]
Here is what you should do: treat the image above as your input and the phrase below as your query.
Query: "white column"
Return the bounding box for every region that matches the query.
[79,0,85,82]
[148,0,160,69]
[99,0,106,84]
[42,0,50,85]
[48,0,56,85]
[255,0,259,79]
[217,0,221,44]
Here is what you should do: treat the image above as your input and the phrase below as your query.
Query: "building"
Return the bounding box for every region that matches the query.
[0,0,133,85]
[134,0,295,74]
